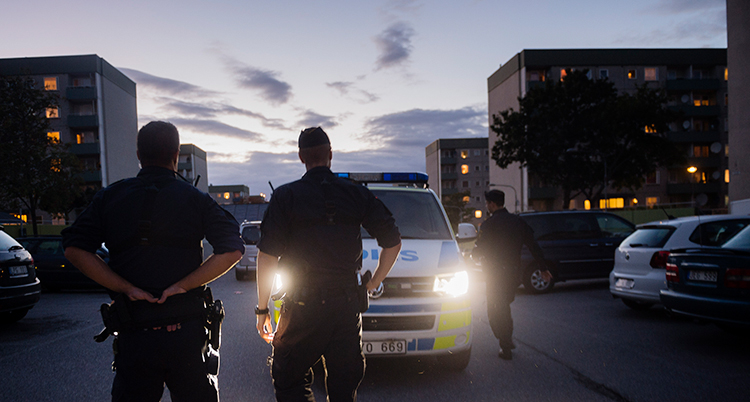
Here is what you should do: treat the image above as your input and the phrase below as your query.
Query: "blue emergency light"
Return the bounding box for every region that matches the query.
[335,172,429,187]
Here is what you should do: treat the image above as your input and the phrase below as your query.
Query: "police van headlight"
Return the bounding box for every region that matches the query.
[433,271,469,296]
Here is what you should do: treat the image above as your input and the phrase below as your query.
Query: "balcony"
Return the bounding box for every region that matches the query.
[666,79,721,91]
[441,172,457,180]
[177,162,193,171]
[66,87,97,100]
[684,156,722,169]
[527,81,546,92]
[441,188,459,196]
[529,186,557,199]
[68,115,99,128]
[79,170,102,183]
[70,142,100,155]
[667,182,721,195]
[441,157,456,165]
[670,104,720,117]
[667,131,721,143]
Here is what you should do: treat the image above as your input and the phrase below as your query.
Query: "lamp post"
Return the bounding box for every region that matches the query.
[488,183,519,213]
[687,166,697,207]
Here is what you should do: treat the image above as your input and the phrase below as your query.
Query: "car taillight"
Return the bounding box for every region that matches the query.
[650,251,670,269]
[725,268,750,289]
[665,262,679,283]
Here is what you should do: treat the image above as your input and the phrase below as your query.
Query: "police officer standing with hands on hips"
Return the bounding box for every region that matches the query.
[255,127,402,402]
[472,189,551,360]
[62,121,243,402]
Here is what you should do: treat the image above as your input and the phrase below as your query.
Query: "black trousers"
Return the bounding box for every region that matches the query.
[271,287,364,402]
[486,272,519,350]
[111,319,217,402]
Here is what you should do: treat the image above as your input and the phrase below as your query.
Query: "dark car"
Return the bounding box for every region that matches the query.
[18,236,107,290]
[518,211,635,293]
[0,229,41,323]
[661,225,750,331]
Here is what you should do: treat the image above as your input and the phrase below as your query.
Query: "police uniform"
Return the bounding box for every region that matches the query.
[62,166,243,402]
[258,165,400,402]
[473,207,545,353]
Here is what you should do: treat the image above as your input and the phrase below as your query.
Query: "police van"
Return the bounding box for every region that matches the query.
[272,172,476,370]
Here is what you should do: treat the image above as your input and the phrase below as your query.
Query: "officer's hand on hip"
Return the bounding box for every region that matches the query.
[157,284,188,304]
[256,313,274,343]
[125,286,158,303]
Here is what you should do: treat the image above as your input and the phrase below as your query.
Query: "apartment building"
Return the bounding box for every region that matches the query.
[487,49,728,212]
[727,0,750,210]
[0,54,139,190]
[426,138,491,226]
[179,144,208,193]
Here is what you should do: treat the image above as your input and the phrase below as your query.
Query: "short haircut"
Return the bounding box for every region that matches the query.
[137,121,180,166]
[299,143,331,166]
[485,189,505,207]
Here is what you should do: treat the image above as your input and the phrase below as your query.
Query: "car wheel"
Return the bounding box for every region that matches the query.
[621,299,654,311]
[523,265,554,294]
[0,308,29,324]
[436,347,471,371]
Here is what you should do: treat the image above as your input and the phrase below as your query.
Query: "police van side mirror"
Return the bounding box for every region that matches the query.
[456,223,477,243]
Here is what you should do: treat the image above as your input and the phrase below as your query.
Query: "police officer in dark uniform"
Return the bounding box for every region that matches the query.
[62,121,243,402]
[255,127,401,402]
[473,189,550,360]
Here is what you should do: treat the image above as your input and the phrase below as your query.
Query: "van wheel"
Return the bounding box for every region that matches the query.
[622,299,653,311]
[523,265,554,294]
[436,347,471,371]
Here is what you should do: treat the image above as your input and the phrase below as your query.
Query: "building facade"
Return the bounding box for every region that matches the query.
[727,0,750,210]
[0,54,139,190]
[488,49,728,212]
[179,144,208,193]
[426,138,491,226]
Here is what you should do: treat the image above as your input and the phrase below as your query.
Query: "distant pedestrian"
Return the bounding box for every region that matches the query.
[473,189,550,360]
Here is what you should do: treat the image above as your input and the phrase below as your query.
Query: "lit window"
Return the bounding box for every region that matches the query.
[461,165,469,174]
[599,198,625,209]
[76,133,84,144]
[44,77,58,90]
[644,125,657,133]
[569,200,576,210]
[725,169,730,183]
[223,192,230,200]
[46,107,59,118]
[474,210,483,219]
[644,67,658,81]
[599,69,609,80]
[13,214,28,222]
[646,197,658,206]
[462,196,470,203]
[560,69,568,81]
[47,132,60,143]
[627,70,637,80]
[584,200,591,210]
[725,68,728,81]
[460,150,469,159]
[632,198,638,206]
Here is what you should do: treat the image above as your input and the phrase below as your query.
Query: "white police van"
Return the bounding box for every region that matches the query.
[272,172,475,370]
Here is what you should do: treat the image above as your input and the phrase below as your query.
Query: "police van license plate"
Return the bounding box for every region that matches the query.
[364,340,406,355]
[9,266,28,277]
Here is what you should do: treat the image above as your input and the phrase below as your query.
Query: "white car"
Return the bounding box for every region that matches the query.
[235,220,261,280]
[610,215,750,310]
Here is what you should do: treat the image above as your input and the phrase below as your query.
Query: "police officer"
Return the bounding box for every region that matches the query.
[473,189,550,360]
[62,121,243,401]
[255,127,401,402]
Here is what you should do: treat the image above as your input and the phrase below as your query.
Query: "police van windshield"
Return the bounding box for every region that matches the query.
[362,189,452,240]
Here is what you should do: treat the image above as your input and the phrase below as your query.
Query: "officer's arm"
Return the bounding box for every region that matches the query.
[65,246,157,302]
[158,250,242,303]
[255,251,278,343]
[367,242,401,292]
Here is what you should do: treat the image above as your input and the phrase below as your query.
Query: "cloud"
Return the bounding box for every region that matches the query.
[227,63,292,105]
[648,0,725,14]
[374,22,415,70]
[156,98,288,130]
[326,81,380,104]
[362,107,487,148]
[119,68,220,98]
[614,8,726,46]
[167,117,263,141]
[207,151,303,193]
[296,110,339,129]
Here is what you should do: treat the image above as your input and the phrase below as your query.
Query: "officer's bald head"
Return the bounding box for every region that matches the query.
[137,121,180,168]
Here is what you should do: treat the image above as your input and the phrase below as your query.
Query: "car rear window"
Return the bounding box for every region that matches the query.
[522,214,600,241]
[688,219,750,247]
[721,226,750,250]
[0,231,23,250]
[621,227,674,248]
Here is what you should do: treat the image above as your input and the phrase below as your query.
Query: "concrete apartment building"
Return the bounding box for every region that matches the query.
[0,54,139,190]
[426,138,491,225]
[727,0,750,213]
[487,48,728,212]
[179,144,208,193]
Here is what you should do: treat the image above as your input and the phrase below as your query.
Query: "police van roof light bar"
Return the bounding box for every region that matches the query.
[336,172,429,188]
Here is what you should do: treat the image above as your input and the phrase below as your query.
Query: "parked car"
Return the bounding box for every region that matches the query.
[235,220,261,281]
[0,229,41,323]
[660,225,750,331]
[518,211,635,293]
[610,215,750,310]
[18,236,107,290]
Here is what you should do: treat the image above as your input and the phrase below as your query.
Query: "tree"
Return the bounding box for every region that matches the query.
[491,69,683,208]
[441,190,474,232]
[0,75,83,235]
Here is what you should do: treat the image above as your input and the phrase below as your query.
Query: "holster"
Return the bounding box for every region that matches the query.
[358,271,372,313]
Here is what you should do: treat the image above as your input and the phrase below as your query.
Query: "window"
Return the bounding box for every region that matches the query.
[584,200,591,210]
[476,197,480,202]
[725,67,728,81]
[689,220,750,247]
[46,107,59,118]
[474,210,483,219]
[47,132,60,143]
[599,198,624,209]
[693,145,709,157]
[528,70,545,82]
[560,69,568,81]
[644,125,657,133]
[72,77,92,87]
[599,69,609,79]
[644,67,658,81]
[44,77,58,90]
[646,197,658,206]
[460,150,469,159]
[475,181,480,187]
[627,70,637,80]
[473,149,481,156]
[693,95,713,107]
[461,165,469,174]
[646,171,659,185]
[223,192,230,200]
[725,169,730,183]
[596,214,635,238]
[462,196,470,203]
[474,166,479,171]
[72,103,94,115]
[462,181,469,188]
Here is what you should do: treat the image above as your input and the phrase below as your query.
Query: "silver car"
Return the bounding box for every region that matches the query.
[610,215,750,310]
[235,220,261,281]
